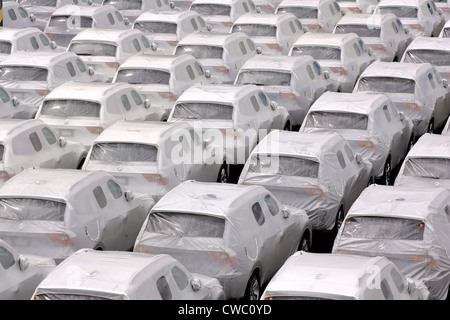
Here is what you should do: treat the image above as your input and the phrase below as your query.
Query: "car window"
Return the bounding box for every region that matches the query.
[312,61,322,76]
[141,36,150,48]
[171,266,189,291]
[0,246,15,270]
[390,267,405,293]
[344,144,354,162]
[427,2,434,15]
[239,41,247,55]
[157,276,172,300]
[250,95,260,112]
[66,62,76,77]
[336,150,346,169]
[383,105,391,122]
[186,65,195,80]
[114,10,123,22]
[131,90,143,105]
[107,179,123,199]
[132,38,142,52]
[30,37,39,50]
[93,186,107,209]
[264,194,279,216]
[306,65,315,80]
[252,202,265,226]
[39,34,50,46]
[76,59,87,73]
[0,87,10,103]
[8,9,17,21]
[121,94,132,111]
[17,7,28,18]
[391,21,399,34]
[289,21,296,34]
[428,73,436,89]
[243,1,249,12]
[258,91,268,106]
[193,62,204,76]
[191,18,198,31]
[42,127,57,145]
[107,12,115,25]
[329,3,335,15]
[29,132,42,152]
[381,279,394,300]
[353,42,361,57]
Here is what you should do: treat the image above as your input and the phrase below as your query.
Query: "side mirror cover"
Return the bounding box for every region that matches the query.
[88,67,95,76]
[442,78,448,88]
[12,96,20,106]
[124,190,134,202]
[355,153,363,164]
[58,136,67,148]
[270,100,278,110]
[190,278,202,291]
[398,111,405,121]
[144,99,151,108]
[30,14,36,22]
[18,255,29,271]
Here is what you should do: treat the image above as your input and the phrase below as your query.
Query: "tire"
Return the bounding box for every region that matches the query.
[216,163,229,183]
[244,273,260,300]
[298,233,311,252]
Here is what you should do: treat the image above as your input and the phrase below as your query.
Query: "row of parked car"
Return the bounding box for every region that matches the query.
[0,0,449,301]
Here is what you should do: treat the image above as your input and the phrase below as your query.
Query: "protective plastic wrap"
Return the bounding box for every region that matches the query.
[235,70,291,86]
[41,100,101,118]
[171,103,233,120]
[103,0,142,10]
[90,143,158,163]
[190,3,231,16]
[0,198,66,221]
[115,69,170,85]
[404,50,450,66]
[68,42,117,57]
[357,77,415,93]
[333,185,450,300]
[377,6,418,18]
[335,24,381,37]
[231,24,277,37]
[134,22,177,35]
[0,67,48,82]
[175,45,224,59]
[277,6,318,19]
[290,45,341,60]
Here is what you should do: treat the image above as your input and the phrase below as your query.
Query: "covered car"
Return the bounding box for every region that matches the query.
[112,54,213,121]
[289,32,376,92]
[439,17,450,36]
[275,0,344,33]
[238,131,372,231]
[83,120,223,201]
[434,0,450,22]
[174,32,257,84]
[394,133,450,189]
[261,251,430,300]
[35,81,163,151]
[168,84,290,167]
[353,61,450,136]
[133,10,210,55]
[0,168,154,263]
[374,0,445,37]
[235,55,334,128]
[134,180,312,300]
[0,239,56,300]
[189,0,259,33]
[334,13,413,62]
[0,84,37,119]
[401,36,450,84]
[300,92,414,185]
[101,0,176,24]
[336,0,380,14]
[3,1,48,31]
[231,12,305,56]
[32,249,225,300]
[0,51,105,107]
[0,119,87,187]
[67,29,154,82]
[45,5,130,48]
[252,0,282,13]
[333,185,450,300]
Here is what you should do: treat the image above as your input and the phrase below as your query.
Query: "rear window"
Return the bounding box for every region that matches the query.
[90,143,158,162]
[68,42,117,57]
[235,70,291,86]
[40,100,101,118]
[357,77,415,94]
[175,45,223,59]
[0,66,47,81]
[248,155,319,178]
[403,158,450,179]
[48,15,93,29]
[277,6,318,19]
[147,212,225,238]
[232,24,276,37]
[16,0,57,5]
[190,4,231,15]
[133,21,177,34]
[335,24,381,37]
[403,50,450,67]
[305,111,369,130]
[342,216,425,240]
[0,198,66,221]
[172,102,233,120]
[103,0,142,10]
[290,46,341,60]
[115,69,170,85]
[377,6,418,18]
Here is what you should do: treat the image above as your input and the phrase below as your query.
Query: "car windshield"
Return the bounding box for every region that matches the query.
[403,157,450,179]
[0,66,48,81]
[133,21,177,34]
[40,100,101,117]
[190,4,231,15]
[18,0,57,6]
[115,69,170,84]
[146,212,226,238]
[68,42,117,57]
[377,6,418,18]
[0,41,12,55]
[342,216,425,240]
[290,46,341,60]
[175,45,223,59]
[232,24,277,37]
[90,143,158,162]
[276,6,318,19]
[334,24,381,37]
[48,15,93,29]
[172,102,233,120]
[305,111,369,130]
[235,70,291,86]
[103,0,142,10]
[0,198,66,222]
[248,155,320,178]
[403,50,450,67]
[357,77,415,94]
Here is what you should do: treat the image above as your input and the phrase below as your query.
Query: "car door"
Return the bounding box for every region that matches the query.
[27,129,59,169]
[379,103,407,167]
[425,71,446,128]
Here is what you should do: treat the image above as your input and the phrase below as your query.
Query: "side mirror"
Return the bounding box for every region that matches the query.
[355,153,363,164]
[438,9,444,16]
[341,10,346,15]
[88,66,95,76]
[256,6,261,13]
[282,207,290,219]
[124,18,130,26]
[30,14,36,22]
[50,41,57,50]
[18,255,29,271]
[398,111,405,121]
[124,190,134,202]
[87,0,93,4]
[144,99,151,108]
[442,79,448,88]
[12,96,20,106]
[204,69,211,78]
[206,24,213,31]
[58,136,67,148]
[190,278,202,291]
[367,47,373,56]
[323,70,330,80]
[256,47,262,54]
[270,100,278,110]
[151,42,158,51]
[404,28,409,34]
[169,1,176,9]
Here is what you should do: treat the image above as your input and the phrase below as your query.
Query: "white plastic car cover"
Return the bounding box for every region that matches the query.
[239,131,362,230]
[332,185,450,300]
[41,100,101,118]
[395,133,450,189]
[115,68,171,85]
[175,45,224,59]
[171,102,233,120]
[290,45,341,60]
[69,42,118,57]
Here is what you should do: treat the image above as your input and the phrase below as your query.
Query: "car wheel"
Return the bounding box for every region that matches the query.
[216,163,228,183]
[427,119,435,134]
[298,234,310,252]
[244,273,260,300]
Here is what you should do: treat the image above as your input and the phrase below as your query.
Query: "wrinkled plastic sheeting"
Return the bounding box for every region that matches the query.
[69,42,117,57]
[290,45,341,60]
[115,69,170,85]
[191,4,231,16]
[357,77,415,94]
[403,50,450,67]
[90,143,158,162]
[171,103,233,120]
[395,157,450,189]
[41,100,101,118]
[235,70,291,86]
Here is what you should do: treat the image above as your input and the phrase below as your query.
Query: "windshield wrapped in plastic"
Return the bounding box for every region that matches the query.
[403,158,450,179]
[172,102,233,120]
[276,6,318,19]
[0,198,66,221]
[48,15,93,29]
[335,24,381,37]
[305,111,369,130]
[377,7,418,18]
[190,4,231,15]
[41,100,101,117]
[68,42,117,57]
[235,70,291,86]
[90,143,158,162]
[103,0,142,10]
[133,21,177,34]
[403,50,450,66]
[175,45,223,59]
[290,46,341,60]
[232,24,276,37]
[248,155,320,178]
[146,212,225,238]
[357,77,415,94]
[0,66,48,81]
[342,216,425,240]
[115,69,170,84]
